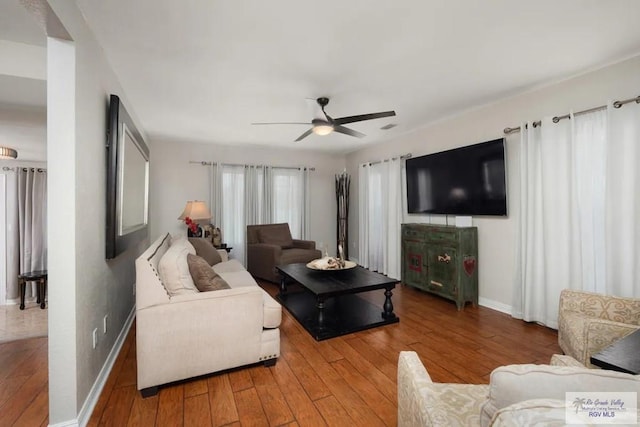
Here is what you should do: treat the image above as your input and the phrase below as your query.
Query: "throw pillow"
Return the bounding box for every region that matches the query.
[158,241,198,296]
[258,225,294,249]
[187,253,231,292]
[188,237,223,266]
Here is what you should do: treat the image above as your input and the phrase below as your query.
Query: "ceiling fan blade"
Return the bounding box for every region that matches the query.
[251,122,310,125]
[334,125,365,139]
[333,111,396,125]
[294,128,314,142]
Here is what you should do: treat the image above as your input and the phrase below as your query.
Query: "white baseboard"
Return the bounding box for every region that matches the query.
[78,306,136,426]
[47,420,78,427]
[478,297,512,315]
[4,296,38,305]
[49,306,136,427]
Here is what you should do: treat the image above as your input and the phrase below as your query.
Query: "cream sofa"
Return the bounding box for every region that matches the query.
[135,233,281,396]
[398,351,640,426]
[558,288,640,367]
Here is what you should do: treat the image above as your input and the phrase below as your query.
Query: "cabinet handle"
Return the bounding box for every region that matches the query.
[430,280,443,287]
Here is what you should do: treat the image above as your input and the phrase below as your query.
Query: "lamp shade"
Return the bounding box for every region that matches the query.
[0,147,17,159]
[178,200,212,223]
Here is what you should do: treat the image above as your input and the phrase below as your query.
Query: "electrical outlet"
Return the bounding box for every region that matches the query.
[103,315,108,334]
[92,328,98,349]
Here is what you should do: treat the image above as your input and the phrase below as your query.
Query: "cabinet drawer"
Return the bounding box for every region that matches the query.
[402,227,424,239]
[424,230,458,245]
[427,279,457,297]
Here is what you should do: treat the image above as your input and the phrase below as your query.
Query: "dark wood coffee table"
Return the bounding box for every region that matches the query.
[590,329,640,374]
[276,263,399,341]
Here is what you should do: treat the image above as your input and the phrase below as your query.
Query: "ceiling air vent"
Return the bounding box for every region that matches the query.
[380,123,397,130]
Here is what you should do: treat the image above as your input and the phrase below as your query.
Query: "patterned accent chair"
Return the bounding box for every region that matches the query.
[397,352,640,426]
[558,289,640,367]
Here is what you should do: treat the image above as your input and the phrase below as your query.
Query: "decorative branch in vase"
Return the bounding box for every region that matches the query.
[335,171,350,259]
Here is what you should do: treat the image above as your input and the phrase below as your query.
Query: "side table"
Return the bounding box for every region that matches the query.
[18,270,48,310]
[590,329,640,374]
[215,244,232,253]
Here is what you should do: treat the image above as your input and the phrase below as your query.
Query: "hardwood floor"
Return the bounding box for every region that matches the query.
[88,282,561,426]
[0,281,561,426]
[0,336,48,426]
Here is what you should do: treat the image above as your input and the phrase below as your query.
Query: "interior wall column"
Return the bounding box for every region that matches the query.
[47,35,78,424]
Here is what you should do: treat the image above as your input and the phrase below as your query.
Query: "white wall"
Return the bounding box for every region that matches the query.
[47,1,147,424]
[0,105,46,162]
[150,138,345,256]
[346,54,640,313]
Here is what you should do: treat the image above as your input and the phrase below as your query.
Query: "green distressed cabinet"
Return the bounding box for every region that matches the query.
[401,223,478,310]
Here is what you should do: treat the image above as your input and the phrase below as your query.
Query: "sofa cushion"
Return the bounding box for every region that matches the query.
[210,264,282,328]
[212,259,247,275]
[158,239,198,296]
[479,363,640,427]
[187,254,230,292]
[258,225,294,249]
[489,399,567,427]
[188,237,222,266]
[279,248,321,265]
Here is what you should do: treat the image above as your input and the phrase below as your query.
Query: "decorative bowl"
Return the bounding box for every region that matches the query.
[306,257,357,271]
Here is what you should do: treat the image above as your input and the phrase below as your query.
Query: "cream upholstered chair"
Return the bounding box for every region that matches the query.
[558,288,640,367]
[397,351,640,427]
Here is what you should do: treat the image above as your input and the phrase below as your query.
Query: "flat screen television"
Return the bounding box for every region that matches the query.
[406,138,507,216]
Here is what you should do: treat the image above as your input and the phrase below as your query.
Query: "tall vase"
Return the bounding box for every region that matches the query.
[335,171,350,259]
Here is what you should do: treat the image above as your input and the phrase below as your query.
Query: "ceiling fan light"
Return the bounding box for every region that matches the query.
[0,146,18,159]
[312,124,333,136]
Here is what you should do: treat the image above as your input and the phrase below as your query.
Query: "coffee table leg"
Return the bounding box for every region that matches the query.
[316,297,325,327]
[382,287,396,320]
[280,276,287,295]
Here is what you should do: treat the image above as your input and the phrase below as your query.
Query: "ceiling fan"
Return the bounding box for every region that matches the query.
[252,97,396,142]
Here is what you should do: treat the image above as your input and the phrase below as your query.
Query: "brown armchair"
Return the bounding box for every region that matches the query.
[247,223,321,283]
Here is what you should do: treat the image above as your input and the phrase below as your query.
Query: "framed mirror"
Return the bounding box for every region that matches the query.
[106,94,149,259]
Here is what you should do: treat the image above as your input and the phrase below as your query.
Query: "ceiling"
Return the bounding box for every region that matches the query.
[4,1,640,154]
[0,1,46,111]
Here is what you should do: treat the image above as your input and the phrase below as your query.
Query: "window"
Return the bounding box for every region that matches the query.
[214,164,309,264]
[271,168,304,239]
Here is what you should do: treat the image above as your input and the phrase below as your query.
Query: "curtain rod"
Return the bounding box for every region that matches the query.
[363,153,412,167]
[2,166,47,172]
[188,160,315,171]
[503,94,640,134]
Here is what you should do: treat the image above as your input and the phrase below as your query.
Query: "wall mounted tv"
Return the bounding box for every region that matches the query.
[406,138,507,216]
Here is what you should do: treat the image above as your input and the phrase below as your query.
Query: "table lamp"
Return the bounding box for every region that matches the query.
[178,200,212,237]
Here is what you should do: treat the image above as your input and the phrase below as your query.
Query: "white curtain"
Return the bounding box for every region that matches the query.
[219,165,245,263]
[358,165,370,267]
[606,102,640,296]
[513,102,640,328]
[358,158,403,279]
[4,167,47,301]
[271,167,309,239]
[245,165,268,226]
